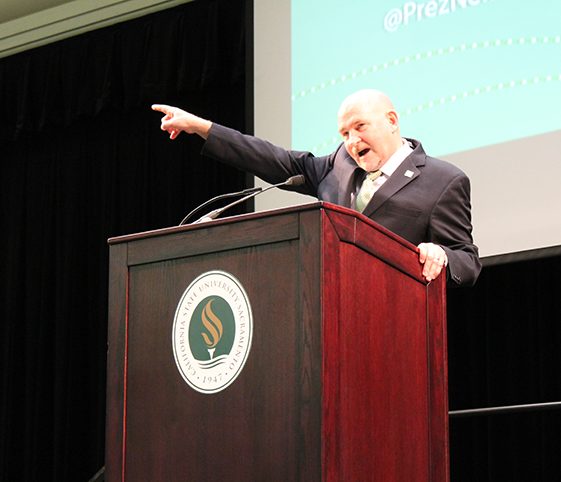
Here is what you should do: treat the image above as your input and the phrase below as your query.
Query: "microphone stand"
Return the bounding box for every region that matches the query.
[191,175,306,225]
[191,190,261,224]
[179,186,262,226]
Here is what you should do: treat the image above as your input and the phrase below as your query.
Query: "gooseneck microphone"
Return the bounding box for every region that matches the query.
[189,174,306,225]
[179,186,263,226]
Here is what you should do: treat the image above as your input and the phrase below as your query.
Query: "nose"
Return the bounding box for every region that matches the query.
[346,132,361,155]
[347,131,360,146]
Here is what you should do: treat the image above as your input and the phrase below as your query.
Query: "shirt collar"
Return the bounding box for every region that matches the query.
[380,139,413,177]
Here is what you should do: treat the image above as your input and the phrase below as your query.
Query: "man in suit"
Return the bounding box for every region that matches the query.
[152,89,481,287]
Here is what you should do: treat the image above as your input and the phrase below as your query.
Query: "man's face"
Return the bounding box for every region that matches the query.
[337,101,398,172]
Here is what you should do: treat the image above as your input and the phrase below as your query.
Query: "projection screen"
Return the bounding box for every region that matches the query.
[254,0,561,259]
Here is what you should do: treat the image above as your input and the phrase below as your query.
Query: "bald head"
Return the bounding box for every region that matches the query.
[337,89,396,119]
[337,89,402,171]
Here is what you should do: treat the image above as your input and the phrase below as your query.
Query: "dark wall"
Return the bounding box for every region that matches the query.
[0,1,249,480]
[448,255,561,481]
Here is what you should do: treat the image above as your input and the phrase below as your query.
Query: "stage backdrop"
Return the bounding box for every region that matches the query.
[0,1,249,480]
[1,0,560,481]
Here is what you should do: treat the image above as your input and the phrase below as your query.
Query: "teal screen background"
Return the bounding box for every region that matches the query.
[291,0,561,156]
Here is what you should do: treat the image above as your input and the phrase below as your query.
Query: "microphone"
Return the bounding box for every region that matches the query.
[190,174,306,225]
[179,186,263,225]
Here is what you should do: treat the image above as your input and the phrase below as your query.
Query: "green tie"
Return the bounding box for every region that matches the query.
[356,170,382,212]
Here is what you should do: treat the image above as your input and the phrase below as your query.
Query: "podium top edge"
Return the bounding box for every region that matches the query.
[107,201,322,245]
[107,201,415,253]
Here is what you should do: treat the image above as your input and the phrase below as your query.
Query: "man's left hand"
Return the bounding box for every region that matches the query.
[417,242,447,282]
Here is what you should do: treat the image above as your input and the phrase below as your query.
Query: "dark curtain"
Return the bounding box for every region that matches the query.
[0,1,249,481]
[448,255,561,481]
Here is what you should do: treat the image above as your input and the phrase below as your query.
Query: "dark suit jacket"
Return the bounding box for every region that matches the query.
[202,124,481,287]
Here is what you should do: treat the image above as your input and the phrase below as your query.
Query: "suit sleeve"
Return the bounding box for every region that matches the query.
[429,173,482,287]
[201,123,333,197]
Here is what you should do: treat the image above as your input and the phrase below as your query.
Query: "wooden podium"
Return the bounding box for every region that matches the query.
[105,202,449,482]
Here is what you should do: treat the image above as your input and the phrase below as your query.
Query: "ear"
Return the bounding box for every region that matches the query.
[386,110,399,133]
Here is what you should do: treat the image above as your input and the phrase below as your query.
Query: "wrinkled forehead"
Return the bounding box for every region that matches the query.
[337,101,379,131]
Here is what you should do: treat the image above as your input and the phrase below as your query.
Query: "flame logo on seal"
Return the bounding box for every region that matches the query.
[201,299,223,358]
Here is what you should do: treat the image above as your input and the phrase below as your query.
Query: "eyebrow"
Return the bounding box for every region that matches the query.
[338,116,363,134]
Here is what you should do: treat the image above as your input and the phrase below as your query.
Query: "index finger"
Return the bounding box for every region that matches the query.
[151,104,172,114]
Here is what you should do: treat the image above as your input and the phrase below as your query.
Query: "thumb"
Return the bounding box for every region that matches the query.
[417,243,428,263]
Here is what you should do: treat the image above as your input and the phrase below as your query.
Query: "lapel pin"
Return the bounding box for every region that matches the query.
[404,170,414,178]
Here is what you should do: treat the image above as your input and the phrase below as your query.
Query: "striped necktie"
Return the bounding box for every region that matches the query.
[356,170,382,212]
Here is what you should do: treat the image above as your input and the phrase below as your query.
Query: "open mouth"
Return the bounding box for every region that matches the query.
[358,148,370,157]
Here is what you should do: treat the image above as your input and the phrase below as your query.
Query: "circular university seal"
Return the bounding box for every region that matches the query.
[172,270,253,394]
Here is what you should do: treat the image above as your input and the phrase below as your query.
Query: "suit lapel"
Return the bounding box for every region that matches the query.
[362,149,425,218]
[332,148,361,208]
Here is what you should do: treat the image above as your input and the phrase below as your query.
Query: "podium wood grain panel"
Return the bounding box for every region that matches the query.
[106,202,449,482]
[125,242,304,481]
